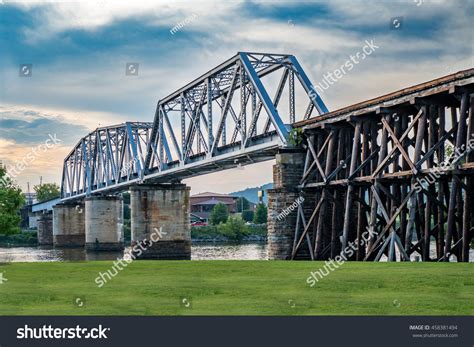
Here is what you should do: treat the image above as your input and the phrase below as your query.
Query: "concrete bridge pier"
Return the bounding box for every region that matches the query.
[52,201,85,247]
[267,150,307,260]
[130,184,191,260]
[85,196,124,251]
[37,212,53,245]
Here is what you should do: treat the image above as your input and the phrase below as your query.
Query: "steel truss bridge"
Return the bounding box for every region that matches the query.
[61,52,328,201]
[291,69,474,262]
[60,51,473,262]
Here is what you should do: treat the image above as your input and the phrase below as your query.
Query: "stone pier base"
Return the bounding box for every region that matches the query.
[53,202,85,247]
[85,196,124,251]
[130,184,191,260]
[267,189,301,259]
[267,150,306,260]
[37,213,53,245]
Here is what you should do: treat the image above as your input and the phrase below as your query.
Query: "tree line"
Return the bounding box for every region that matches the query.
[0,166,60,235]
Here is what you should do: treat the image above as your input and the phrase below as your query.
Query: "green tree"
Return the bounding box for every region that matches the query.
[253,203,268,224]
[0,167,25,235]
[241,210,254,222]
[235,196,250,212]
[210,203,229,225]
[288,128,304,147]
[218,216,248,241]
[34,183,60,202]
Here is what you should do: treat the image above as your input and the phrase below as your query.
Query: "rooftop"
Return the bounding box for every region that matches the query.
[192,198,234,206]
[191,192,235,198]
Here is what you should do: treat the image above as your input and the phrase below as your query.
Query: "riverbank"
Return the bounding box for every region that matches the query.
[191,224,266,242]
[0,261,472,315]
[0,223,267,247]
[0,231,37,247]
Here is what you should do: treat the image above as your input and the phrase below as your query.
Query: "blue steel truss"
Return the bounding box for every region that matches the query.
[61,52,328,200]
[61,122,153,198]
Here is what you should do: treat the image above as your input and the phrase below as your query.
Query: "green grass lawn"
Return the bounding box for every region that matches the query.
[0,261,472,315]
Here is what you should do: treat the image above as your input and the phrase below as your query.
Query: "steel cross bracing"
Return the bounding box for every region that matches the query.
[291,69,474,262]
[61,52,328,200]
[61,122,153,199]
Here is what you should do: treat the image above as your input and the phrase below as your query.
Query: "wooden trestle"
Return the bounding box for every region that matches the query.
[292,69,474,262]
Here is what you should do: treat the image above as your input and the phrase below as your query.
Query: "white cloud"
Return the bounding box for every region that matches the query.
[0,136,70,190]
[0,103,118,131]
[2,0,472,193]
[13,0,243,43]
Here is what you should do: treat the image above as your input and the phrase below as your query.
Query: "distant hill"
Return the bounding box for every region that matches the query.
[230,183,273,204]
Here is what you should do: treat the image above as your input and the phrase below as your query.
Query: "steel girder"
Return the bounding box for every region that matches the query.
[60,52,328,200]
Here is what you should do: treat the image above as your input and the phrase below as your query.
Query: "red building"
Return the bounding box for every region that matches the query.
[190,192,237,222]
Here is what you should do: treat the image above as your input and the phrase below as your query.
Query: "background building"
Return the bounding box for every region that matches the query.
[190,192,256,222]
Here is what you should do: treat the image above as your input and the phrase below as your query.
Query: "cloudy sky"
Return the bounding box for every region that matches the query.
[0,0,472,194]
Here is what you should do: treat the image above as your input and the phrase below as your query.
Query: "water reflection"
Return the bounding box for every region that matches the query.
[0,242,269,262]
[191,242,268,260]
[0,241,472,262]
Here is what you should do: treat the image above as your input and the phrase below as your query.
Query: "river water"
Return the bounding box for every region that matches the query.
[0,242,269,262]
[0,241,471,262]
